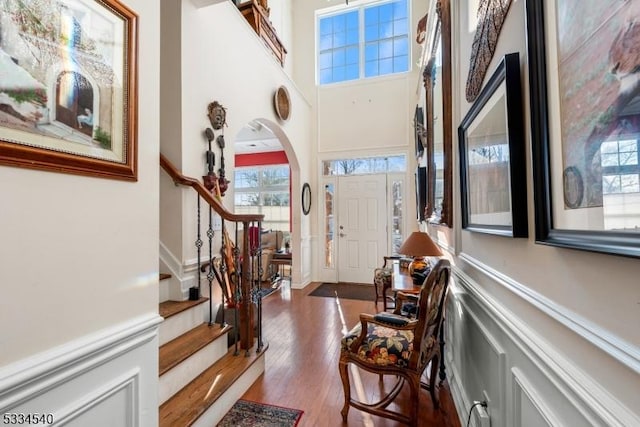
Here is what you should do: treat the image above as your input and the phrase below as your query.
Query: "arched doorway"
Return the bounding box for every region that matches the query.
[233,119,305,287]
[55,71,93,136]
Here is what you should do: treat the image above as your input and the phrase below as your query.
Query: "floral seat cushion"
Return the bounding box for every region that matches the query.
[341,322,414,367]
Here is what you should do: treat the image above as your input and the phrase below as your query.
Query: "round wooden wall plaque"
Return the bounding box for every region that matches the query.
[274,86,291,121]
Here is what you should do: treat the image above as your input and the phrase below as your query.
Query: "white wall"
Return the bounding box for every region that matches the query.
[0,0,161,423]
[159,0,313,289]
[443,0,640,425]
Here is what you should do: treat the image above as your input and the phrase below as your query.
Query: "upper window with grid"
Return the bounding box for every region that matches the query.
[318,0,409,85]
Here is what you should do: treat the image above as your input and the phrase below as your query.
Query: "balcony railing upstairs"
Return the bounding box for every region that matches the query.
[161,154,265,354]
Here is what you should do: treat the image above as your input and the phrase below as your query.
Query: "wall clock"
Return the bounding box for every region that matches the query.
[274,86,291,121]
[301,183,311,215]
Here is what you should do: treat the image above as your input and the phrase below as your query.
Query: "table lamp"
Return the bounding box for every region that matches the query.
[398,231,443,276]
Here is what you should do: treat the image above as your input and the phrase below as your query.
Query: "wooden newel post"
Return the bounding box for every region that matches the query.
[239,221,254,350]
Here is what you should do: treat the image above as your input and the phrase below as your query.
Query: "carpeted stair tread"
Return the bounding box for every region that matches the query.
[159,342,269,427]
[159,323,232,376]
[159,297,208,319]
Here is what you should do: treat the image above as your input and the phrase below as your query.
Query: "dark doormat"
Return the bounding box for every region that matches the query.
[309,282,375,301]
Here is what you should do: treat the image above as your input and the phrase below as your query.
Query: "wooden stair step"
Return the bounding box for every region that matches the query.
[159,323,232,376]
[159,297,208,319]
[159,273,171,281]
[159,342,269,427]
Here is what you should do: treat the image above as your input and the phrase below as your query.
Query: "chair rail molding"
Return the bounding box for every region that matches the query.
[457,253,640,375]
[452,261,640,427]
[0,313,161,412]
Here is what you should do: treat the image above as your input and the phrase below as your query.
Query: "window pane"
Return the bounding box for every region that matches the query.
[365,7,379,24]
[346,29,358,44]
[346,11,358,29]
[620,174,640,193]
[620,151,638,166]
[379,3,393,22]
[346,46,359,64]
[346,64,359,80]
[618,139,637,153]
[394,18,408,36]
[319,51,332,69]
[320,34,333,50]
[320,18,333,35]
[236,192,260,206]
[394,55,408,72]
[379,57,393,75]
[601,153,619,167]
[324,183,335,268]
[365,42,379,61]
[365,60,379,77]
[393,0,407,19]
[333,65,346,82]
[333,49,346,66]
[380,20,393,38]
[601,140,618,154]
[334,15,346,32]
[379,39,393,58]
[388,156,406,171]
[320,69,333,84]
[333,31,346,48]
[365,24,378,42]
[235,170,258,188]
[603,175,621,194]
[394,38,408,56]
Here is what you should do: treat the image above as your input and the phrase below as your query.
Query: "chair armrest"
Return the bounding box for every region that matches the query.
[360,313,417,331]
[348,312,417,353]
[373,313,410,326]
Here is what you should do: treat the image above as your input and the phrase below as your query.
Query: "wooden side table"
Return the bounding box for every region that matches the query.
[271,252,291,282]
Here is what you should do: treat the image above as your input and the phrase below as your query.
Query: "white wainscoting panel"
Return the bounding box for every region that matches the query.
[445,261,640,427]
[512,368,559,427]
[0,314,161,427]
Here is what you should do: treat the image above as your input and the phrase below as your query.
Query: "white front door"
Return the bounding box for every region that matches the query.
[337,174,388,283]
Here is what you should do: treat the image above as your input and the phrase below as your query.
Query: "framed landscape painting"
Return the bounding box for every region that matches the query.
[527,0,640,257]
[0,0,138,180]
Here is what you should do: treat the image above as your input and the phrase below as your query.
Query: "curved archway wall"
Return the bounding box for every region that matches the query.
[250,118,304,288]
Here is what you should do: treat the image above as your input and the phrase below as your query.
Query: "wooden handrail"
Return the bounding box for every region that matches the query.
[160,154,263,223]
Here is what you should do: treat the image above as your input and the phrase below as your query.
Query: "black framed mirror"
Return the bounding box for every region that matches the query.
[423,0,452,227]
[302,183,311,215]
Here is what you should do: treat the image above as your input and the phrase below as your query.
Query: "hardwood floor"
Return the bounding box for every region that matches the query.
[241,281,462,427]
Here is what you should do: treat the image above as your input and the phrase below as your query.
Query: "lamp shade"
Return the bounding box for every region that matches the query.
[398,231,443,257]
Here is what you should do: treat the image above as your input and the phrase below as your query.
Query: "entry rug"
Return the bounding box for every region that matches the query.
[217,399,303,427]
[309,282,375,301]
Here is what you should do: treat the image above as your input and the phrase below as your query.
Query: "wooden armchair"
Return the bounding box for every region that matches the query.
[373,256,401,311]
[339,259,451,426]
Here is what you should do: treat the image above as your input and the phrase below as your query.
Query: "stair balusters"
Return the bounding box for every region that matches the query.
[160,154,264,354]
